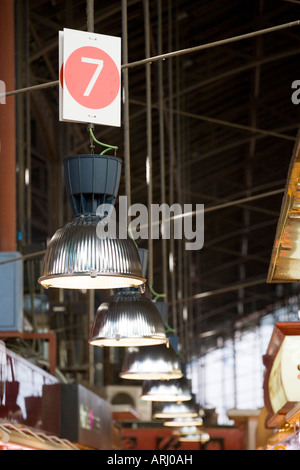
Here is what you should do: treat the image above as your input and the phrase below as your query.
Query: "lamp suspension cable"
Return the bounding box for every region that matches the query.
[122,0,132,209]
[168,0,177,333]
[157,0,168,303]
[143,0,153,288]
[86,0,118,157]
[86,0,95,386]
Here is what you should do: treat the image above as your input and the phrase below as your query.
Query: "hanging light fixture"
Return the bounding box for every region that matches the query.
[89,288,167,346]
[38,154,145,290]
[179,432,210,444]
[88,246,167,346]
[173,426,203,436]
[141,377,192,402]
[163,416,203,427]
[119,344,182,381]
[152,401,198,419]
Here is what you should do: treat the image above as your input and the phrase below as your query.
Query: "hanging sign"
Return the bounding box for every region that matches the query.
[263,322,300,428]
[59,28,121,127]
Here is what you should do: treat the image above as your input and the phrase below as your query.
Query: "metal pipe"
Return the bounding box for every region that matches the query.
[174,0,184,356]
[168,0,177,332]
[122,0,131,208]
[1,80,59,98]
[157,0,168,301]
[173,278,266,304]
[2,19,300,98]
[86,0,94,33]
[0,250,46,265]
[144,0,153,287]
[86,0,94,387]
[171,108,296,142]
[140,187,284,232]
[195,187,284,215]
[124,18,300,68]
[129,98,295,142]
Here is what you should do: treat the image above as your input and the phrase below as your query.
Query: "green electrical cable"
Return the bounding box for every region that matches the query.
[165,322,175,334]
[89,127,118,155]
[149,284,166,301]
[148,285,174,331]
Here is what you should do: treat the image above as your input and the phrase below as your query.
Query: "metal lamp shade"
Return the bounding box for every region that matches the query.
[152,402,198,419]
[89,290,167,347]
[179,432,210,443]
[173,426,203,436]
[38,215,145,289]
[141,377,192,402]
[119,344,182,381]
[63,154,122,216]
[163,416,203,427]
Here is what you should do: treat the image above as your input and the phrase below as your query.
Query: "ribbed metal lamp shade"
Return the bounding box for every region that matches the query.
[120,344,183,381]
[178,431,210,444]
[163,416,203,427]
[38,215,145,289]
[173,426,203,436]
[179,432,210,443]
[153,402,198,419]
[89,290,167,347]
[141,377,192,402]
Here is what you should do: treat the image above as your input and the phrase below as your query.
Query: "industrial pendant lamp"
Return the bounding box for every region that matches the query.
[89,288,167,346]
[141,377,192,402]
[38,154,145,289]
[179,432,210,444]
[163,416,203,427]
[173,426,203,436]
[119,344,183,381]
[88,247,167,346]
[152,401,198,419]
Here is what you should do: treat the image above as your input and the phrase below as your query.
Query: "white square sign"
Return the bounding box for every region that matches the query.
[59,28,121,127]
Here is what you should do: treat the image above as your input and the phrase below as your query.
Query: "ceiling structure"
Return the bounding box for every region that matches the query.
[11,0,300,378]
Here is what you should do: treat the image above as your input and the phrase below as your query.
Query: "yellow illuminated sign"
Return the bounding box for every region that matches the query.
[269,336,300,414]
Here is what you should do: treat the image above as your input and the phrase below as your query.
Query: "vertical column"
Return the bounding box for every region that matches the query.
[0,0,16,252]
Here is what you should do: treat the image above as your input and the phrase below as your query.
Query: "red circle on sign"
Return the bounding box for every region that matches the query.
[64,46,120,110]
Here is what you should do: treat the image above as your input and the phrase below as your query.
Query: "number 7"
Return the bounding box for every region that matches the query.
[81,57,104,96]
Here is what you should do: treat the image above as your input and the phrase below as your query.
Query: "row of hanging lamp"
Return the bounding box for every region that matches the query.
[37,151,179,364]
[38,154,145,290]
[36,0,187,405]
[37,151,182,378]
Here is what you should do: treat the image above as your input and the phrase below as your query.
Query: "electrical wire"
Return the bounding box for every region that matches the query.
[149,284,165,301]
[88,127,118,155]
[2,18,300,100]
